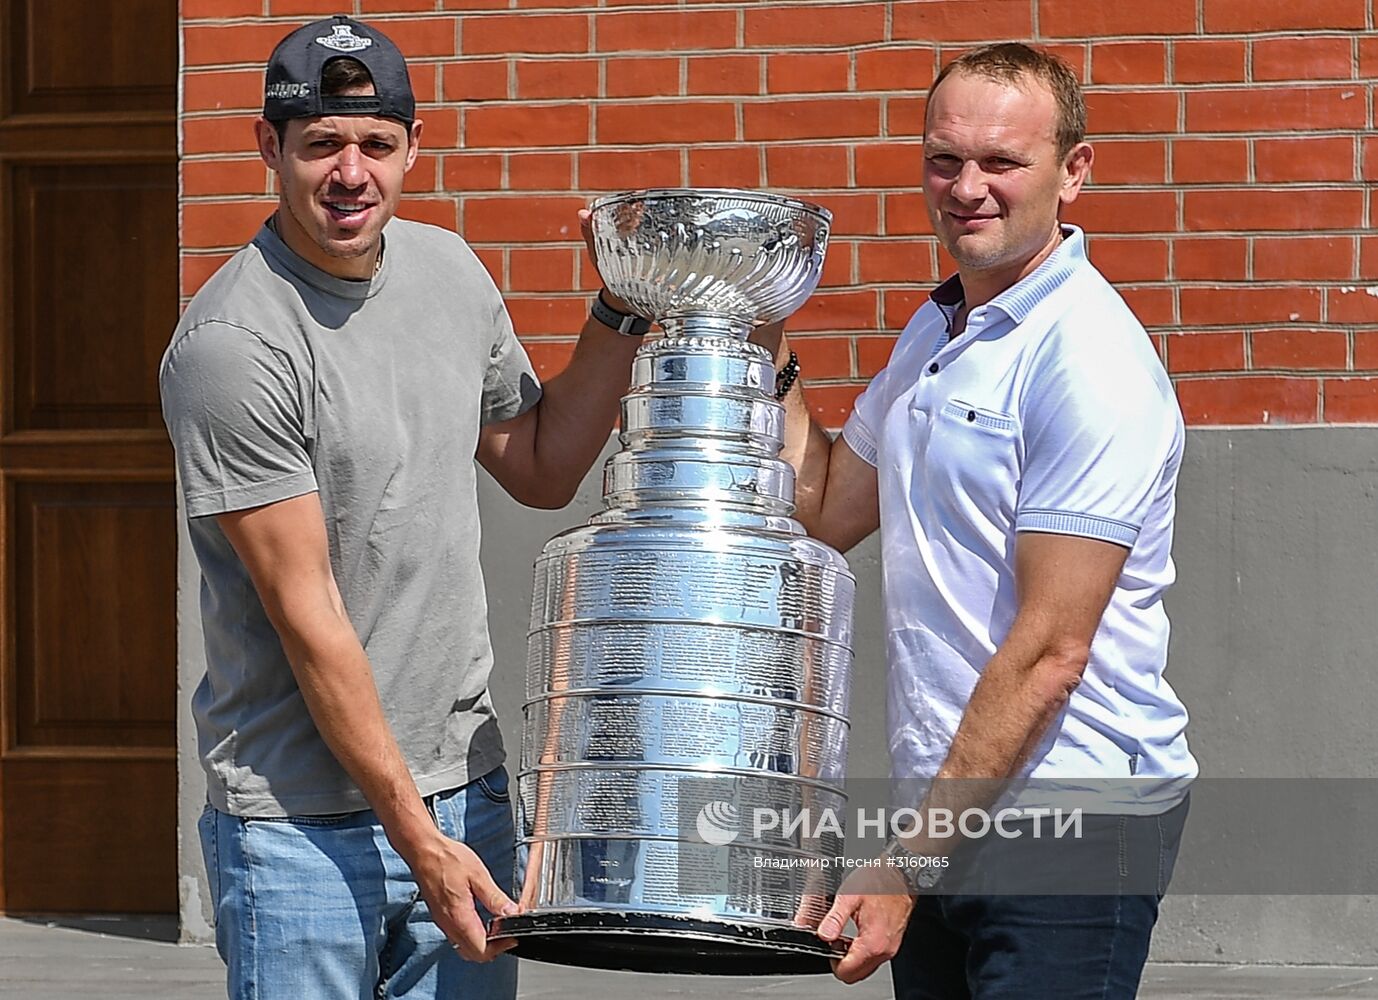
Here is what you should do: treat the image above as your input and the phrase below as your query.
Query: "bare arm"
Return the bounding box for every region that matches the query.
[750,323,880,552]
[476,315,641,509]
[477,209,642,509]
[821,531,1128,982]
[936,531,1126,783]
[217,493,517,961]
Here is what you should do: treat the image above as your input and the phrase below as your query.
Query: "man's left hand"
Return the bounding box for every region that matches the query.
[816,863,915,984]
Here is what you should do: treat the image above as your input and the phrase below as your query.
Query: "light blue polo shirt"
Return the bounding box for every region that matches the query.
[843,226,1196,812]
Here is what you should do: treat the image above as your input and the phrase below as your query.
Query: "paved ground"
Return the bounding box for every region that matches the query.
[2,917,1377,999]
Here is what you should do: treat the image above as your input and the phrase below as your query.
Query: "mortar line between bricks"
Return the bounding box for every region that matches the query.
[180,60,1362,79]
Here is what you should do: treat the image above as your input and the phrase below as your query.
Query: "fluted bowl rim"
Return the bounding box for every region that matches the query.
[589,187,833,225]
[588,188,833,329]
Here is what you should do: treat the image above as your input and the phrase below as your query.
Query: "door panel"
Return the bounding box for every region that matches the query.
[0,0,177,912]
[9,161,177,431]
[13,479,176,748]
[2,756,175,912]
[4,0,176,116]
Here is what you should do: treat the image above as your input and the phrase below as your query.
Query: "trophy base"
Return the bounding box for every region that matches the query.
[488,911,846,975]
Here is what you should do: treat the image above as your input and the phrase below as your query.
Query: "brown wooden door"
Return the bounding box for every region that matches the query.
[0,0,178,912]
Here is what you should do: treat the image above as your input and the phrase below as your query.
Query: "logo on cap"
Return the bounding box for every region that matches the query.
[315,24,373,53]
[266,82,311,99]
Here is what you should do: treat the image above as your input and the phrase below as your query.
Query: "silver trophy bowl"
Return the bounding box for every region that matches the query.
[491,190,854,975]
[588,188,831,340]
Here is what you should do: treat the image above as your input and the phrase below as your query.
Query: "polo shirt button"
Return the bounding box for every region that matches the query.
[928,362,940,374]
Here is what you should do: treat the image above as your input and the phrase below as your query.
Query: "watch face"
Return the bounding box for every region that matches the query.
[913,866,942,890]
[884,842,944,893]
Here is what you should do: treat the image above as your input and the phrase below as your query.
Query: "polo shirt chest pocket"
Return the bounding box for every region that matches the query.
[917,397,1023,523]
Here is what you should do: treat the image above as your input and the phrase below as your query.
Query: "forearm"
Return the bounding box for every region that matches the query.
[777,346,835,535]
[275,607,436,859]
[750,323,835,533]
[904,635,1085,854]
[218,494,515,957]
[281,613,518,955]
[941,639,1083,782]
[515,317,642,506]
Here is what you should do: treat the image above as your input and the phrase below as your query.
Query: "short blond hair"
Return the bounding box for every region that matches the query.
[929,43,1086,158]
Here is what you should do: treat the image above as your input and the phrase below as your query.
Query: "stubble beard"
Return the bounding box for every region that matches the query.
[285,197,377,261]
[928,202,1011,273]
[943,231,1012,273]
[319,238,375,261]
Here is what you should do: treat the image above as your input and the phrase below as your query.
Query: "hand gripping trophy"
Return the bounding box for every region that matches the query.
[489,189,856,974]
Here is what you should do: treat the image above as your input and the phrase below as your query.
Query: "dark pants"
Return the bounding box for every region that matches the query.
[891,798,1188,1000]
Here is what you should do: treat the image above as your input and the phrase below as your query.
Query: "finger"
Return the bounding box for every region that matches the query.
[480,936,519,962]
[793,892,830,928]
[747,320,787,355]
[579,211,600,269]
[833,900,905,985]
[470,866,519,919]
[444,895,493,962]
[817,895,859,942]
[831,939,880,985]
[835,928,893,986]
[835,953,885,986]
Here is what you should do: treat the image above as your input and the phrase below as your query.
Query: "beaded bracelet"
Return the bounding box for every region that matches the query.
[774,351,801,401]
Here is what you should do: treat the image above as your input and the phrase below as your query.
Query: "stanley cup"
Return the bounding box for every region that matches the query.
[489,189,856,975]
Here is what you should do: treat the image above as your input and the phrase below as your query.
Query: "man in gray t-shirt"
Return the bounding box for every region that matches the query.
[160,17,649,1000]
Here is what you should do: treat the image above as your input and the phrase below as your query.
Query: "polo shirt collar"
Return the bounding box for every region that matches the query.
[925,224,1087,325]
[931,272,964,309]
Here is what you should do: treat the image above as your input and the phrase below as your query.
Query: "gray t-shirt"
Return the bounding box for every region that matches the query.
[160,218,540,817]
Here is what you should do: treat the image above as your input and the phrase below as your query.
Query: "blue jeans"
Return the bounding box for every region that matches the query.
[891,798,1188,1000]
[198,766,519,1000]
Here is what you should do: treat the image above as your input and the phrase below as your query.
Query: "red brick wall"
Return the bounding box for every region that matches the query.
[180,0,1378,428]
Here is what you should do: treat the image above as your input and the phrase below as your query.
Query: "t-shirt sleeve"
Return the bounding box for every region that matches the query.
[1014,346,1180,548]
[840,301,947,469]
[160,322,318,518]
[841,379,882,468]
[841,328,917,470]
[479,285,542,428]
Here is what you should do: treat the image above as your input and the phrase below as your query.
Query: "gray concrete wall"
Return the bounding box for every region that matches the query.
[176,427,1378,961]
[175,498,214,944]
[1151,428,1378,964]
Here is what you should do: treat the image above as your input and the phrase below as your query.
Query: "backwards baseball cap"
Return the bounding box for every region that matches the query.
[263,15,415,125]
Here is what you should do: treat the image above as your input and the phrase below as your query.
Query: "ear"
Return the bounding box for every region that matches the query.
[403,118,424,172]
[254,117,283,170]
[1059,141,1094,206]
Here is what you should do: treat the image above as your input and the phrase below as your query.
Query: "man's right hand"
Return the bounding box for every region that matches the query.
[578,207,636,314]
[408,828,520,962]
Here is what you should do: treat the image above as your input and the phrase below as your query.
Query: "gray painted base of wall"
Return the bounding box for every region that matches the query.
[176,427,1378,962]
[1148,427,1378,964]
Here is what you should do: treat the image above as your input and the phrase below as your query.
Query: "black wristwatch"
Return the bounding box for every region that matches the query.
[591,290,651,337]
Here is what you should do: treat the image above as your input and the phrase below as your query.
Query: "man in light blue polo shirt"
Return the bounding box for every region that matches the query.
[757,42,1194,997]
